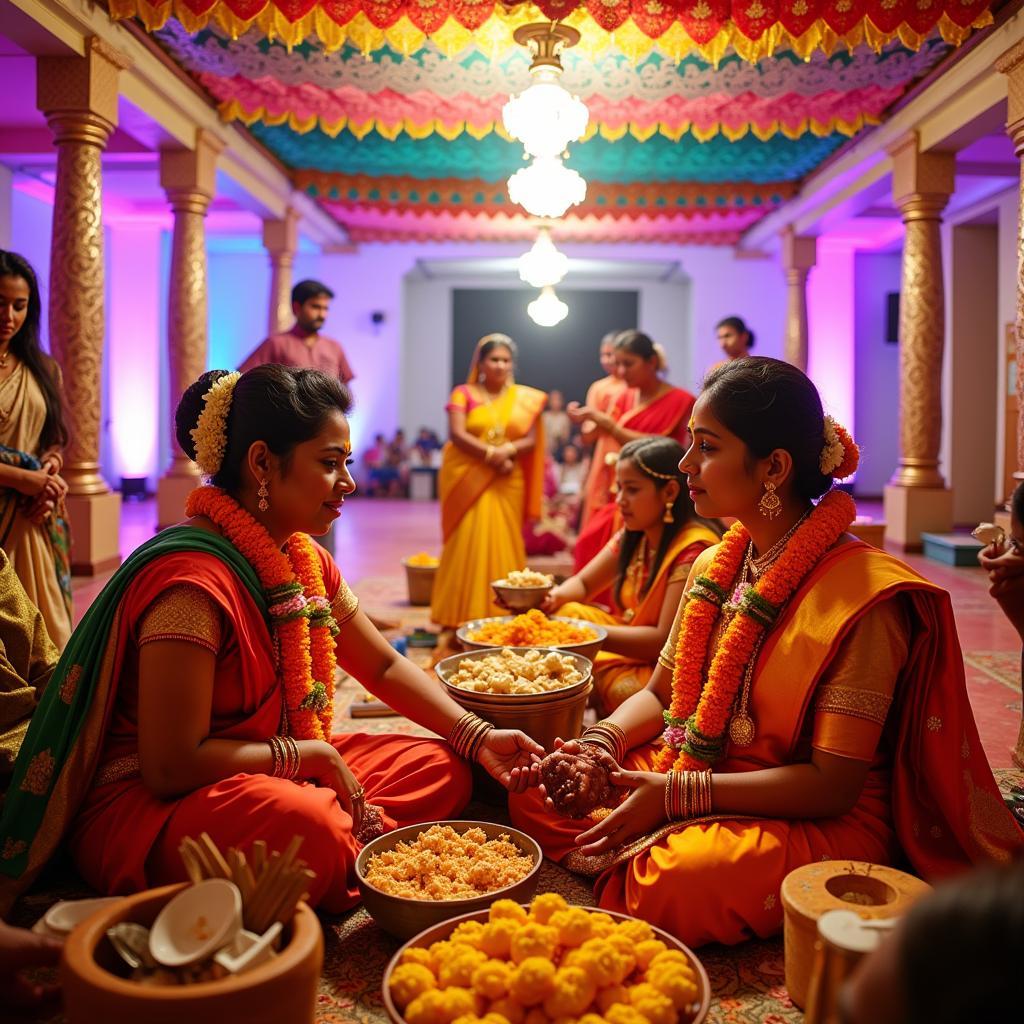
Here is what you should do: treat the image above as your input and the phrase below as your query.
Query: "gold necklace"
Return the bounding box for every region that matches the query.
[478,383,509,444]
[622,536,651,621]
[747,507,812,579]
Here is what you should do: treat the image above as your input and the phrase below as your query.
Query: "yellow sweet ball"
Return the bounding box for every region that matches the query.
[602,935,636,977]
[472,959,514,1001]
[549,907,594,948]
[615,919,655,946]
[564,939,631,988]
[405,989,451,1024]
[529,892,569,925]
[647,950,690,972]
[490,899,529,926]
[510,923,559,965]
[586,913,618,939]
[578,1014,610,1024]
[453,1015,512,1024]
[627,983,676,1024]
[441,949,489,988]
[451,921,487,949]
[488,996,526,1024]
[633,940,668,971]
[479,918,520,959]
[509,957,557,1006]
[427,940,463,975]
[401,947,437,970]
[595,984,632,1015]
[389,963,438,1011]
[543,966,598,1019]
[646,961,698,1011]
[603,1004,650,1024]
[441,987,482,1022]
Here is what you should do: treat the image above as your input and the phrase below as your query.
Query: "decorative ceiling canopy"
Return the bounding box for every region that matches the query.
[111,0,993,63]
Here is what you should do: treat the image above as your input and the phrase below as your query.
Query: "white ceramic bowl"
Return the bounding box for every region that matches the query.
[149,879,243,968]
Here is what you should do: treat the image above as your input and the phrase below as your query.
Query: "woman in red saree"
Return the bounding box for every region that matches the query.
[541,438,720,715]
[431,335,546,628]
[511,358,1021,948]
[571,330,695,578]
[0,366,542,913]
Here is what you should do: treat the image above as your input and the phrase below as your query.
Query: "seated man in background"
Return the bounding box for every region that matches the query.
[0,549,58,796]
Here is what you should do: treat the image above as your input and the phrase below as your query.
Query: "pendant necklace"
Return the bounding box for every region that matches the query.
[479,383,509,444]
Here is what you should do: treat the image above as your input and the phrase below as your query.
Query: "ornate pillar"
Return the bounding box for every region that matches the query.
[156,132,224,529]
[263,209,298,336]
[781,228,816,372]
[882,135,955,549]
[998,43,1024,532]
[37,37,130,574]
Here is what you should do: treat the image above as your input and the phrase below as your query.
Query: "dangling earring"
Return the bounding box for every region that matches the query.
[663,500,675,524]
[258,479,270,513]
[758,481,781,520]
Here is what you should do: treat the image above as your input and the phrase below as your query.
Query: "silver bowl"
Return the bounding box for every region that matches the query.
[490,580,553,612]
[456,615,607,664]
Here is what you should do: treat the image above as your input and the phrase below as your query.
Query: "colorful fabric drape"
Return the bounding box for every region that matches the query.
[113,1,994,64]
[560,523,719,714]
[510,542,1023,948]
[431,383,547,627]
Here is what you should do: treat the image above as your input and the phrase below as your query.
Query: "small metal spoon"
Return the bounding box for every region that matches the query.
[107,922,156,970]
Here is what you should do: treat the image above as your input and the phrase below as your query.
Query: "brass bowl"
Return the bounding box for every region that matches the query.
[382,904,711,1024]
[61,883,323,1024]
[355,821,543,941]
[490,580,553,612]
[456,615,607,664]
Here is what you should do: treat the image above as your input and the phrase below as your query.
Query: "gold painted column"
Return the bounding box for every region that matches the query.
[156,132,224,529]
[882,135,955,549]
[997,42,1024,770]
[37,37,130,575]
[782,229,816,372]
[263,208,298,335]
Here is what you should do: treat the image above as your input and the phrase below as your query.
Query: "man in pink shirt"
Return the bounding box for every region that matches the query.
[239,279,355,385]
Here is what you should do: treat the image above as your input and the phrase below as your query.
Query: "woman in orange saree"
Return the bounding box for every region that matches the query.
[511,358,1021,949]
[571,330,695,579]
[0,366,542,914]
[431,335,547,628]
[542,438,720,715]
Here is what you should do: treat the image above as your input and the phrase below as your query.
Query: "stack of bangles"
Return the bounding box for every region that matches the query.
[581,721,628,763]
[448,711,493,762]
[664,768,713,821]
[267,734,302,780]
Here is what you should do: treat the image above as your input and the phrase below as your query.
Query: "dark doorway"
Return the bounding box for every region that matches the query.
[452,287,640,404]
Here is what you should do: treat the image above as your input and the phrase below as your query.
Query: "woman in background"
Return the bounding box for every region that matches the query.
[431,335,547,627]
[543,437,720,714]
[0,251,71,649]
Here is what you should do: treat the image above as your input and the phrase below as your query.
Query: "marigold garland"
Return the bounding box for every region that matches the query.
[656,488,857,773]
[185,486,338,742]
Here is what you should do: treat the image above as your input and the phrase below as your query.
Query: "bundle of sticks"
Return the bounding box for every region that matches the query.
[178,833,317,936]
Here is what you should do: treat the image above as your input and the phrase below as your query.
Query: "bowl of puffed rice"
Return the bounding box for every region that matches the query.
[355,822,543,940]
[382,893,711,1024]
[434,647,593,750]
[491,568,555,612]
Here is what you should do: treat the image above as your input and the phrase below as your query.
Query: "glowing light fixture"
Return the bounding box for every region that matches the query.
[508,157,586,219]
[502,23,588,159]
[528,285,569,327]
[518,226,569,288]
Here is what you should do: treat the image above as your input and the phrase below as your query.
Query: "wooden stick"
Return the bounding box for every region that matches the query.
[245,852,284,931]
[264,869,316,932]
[252,840,267,879]
[229,848,253,904]
[198,833,232,879]
[182,836,216,879]
[178,841,204,884]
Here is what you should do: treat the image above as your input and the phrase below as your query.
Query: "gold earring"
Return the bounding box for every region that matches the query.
[258,479,270,513]
[663,500,675,524]
[758,481,781,520]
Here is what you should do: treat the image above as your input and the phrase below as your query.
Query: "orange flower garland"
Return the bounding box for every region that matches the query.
[656,488,856,773]
[185,486,338,742]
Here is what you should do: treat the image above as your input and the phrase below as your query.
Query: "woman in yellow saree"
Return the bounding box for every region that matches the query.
[431,335,546,628]
[542,437,720,715]
[511,358,1022,949]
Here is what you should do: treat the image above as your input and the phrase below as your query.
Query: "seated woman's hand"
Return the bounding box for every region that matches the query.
[979,542,1024,585]
[573,768,667,855]
[297,740,366,834]
[476,729,544,793]
[0,920,61,1011]
[538,739,621,819]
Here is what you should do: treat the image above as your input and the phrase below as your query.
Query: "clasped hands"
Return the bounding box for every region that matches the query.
[21,455,67,525]
[536,738,668,856]
[484,442,516,475]
[978,536,1024,640]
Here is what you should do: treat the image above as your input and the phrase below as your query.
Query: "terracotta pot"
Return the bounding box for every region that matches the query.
[61,883,323,1024]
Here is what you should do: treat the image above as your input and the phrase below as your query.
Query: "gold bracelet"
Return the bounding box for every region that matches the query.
[267,736,283,778]
[582,722,628,763]
[448,712,493,761]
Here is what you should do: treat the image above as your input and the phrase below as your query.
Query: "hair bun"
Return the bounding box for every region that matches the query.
[175,369,233,462]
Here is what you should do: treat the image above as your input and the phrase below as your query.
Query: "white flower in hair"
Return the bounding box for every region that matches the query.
[190,372,241,478]
[819,415,846,476]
